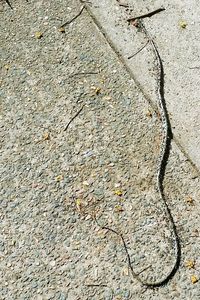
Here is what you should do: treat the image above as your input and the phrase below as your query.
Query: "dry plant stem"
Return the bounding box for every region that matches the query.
[128,41,149,59]
[129,20,181,287]
[69,72,98,77]
[64,105,84,131]
[61,5,85,27]
[5,0,12,9]
[85,284,107,287]
[127,8,165,23]
[94,17,181,287]
[94,217,151,286]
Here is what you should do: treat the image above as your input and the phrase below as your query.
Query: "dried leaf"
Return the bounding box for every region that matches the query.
[43,132,50,140]
[35,31,43,39]
[76,198,82,212]
[114,205,124,212]
[122,267,129,276]
[185,260,195,269]
[55,175,63,182]
[114,190,123,196]
[95,87,101,95]
[179,20,187,29]
[191,275,198,284]
[4,64,10,71]
[146,110,152,117]
[186,196,195,205]
[130,19,140,27]
[58,27,65,33]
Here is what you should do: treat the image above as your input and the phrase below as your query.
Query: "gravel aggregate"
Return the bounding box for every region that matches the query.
[0,0,200,299]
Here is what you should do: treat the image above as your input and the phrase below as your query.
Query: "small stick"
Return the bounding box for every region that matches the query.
[127,8,165,23]
[60,5,85,28]
[141,286,149,294]
[64,105,84,131]
[69,71,99,77]
[128,41,149,59]
[85,284,107,287]
[5,0,13,9]
[136,265,151,275]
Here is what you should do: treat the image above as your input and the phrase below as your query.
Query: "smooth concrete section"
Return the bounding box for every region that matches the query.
[85,0,200,170]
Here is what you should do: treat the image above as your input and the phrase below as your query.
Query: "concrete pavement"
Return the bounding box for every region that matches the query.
[85,0,200,171]
[0,0,200,299]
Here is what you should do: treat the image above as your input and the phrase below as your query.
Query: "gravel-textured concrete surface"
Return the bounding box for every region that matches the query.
[85,0,200,171]
[0,0,200,299]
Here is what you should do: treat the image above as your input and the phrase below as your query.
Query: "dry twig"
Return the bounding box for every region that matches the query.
[128,41,149,59]
[64,105,84,131]
[69,71,98,77]
[60,5,85,28]
[5,0,12,9]
[127,8,165,23]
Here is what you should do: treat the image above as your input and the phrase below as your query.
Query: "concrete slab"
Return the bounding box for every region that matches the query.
[0,0,200,299]
[85,0,200,170]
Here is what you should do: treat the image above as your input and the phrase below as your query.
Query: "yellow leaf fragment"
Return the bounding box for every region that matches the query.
[58,27,65,33]
[186,196,195,205]
[95,87,101,95]
[75,198,82,212]
[43,132,50,140]
[114,205,124,212]
[191,275,198,284]
[179,20,187,29]
[55,175,63,182]
[114,190,123,196]
[4,64,10,71]
[76,199,81,205]
[185,260,195,269]
[146,110,152,118]
[35,31,43,39]
[119,198,125,203]
[122,267,129,276]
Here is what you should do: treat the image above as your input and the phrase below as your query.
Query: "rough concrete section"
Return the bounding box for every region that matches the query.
[0,0,200,299]
[86,0,200,170]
